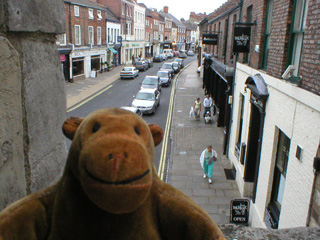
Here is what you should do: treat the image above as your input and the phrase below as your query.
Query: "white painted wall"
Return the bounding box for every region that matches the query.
[228,63,320,229]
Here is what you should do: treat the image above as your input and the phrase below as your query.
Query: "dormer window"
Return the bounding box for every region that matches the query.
[89,9,94,19]
[97,10,102,20]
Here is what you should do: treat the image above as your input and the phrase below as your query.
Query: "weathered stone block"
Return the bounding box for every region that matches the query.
[19,35,67,192]
[5,0,65,33]
[0,36,26,210]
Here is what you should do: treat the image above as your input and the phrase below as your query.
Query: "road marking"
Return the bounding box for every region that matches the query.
[157,61,194,180]
[67,85,113,112]
[158,74,178,180]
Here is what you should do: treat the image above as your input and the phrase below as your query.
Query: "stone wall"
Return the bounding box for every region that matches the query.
[0,0,67,210]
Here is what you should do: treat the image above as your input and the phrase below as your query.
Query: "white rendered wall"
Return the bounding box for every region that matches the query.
[228,63,320,228]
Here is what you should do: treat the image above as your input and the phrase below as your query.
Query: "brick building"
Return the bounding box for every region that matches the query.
[57,0,108,81]
[200,0,320,229]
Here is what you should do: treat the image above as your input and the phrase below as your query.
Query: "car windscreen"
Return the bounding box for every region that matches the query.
[172,62,179,67]
[162,64,172,69]
[157,72,168,77]
[123,68,133,71]
[136,62,144,65]
[135,92,155,100]
[142,77,158,85]
[176,59,182,63]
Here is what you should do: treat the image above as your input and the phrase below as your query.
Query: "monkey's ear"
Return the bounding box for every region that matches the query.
[148,124,163,146]
[62,117,84,140]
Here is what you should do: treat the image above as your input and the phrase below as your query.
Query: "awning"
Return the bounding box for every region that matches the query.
[108,47,117,54]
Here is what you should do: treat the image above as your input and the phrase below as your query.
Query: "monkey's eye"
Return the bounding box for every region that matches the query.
[92,122,100,133]
[134,126,140,135]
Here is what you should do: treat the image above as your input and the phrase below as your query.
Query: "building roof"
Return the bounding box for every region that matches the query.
[159,10,185,27]
[65,0,106,10]
[139,3,152,17]
[105,7,120,23]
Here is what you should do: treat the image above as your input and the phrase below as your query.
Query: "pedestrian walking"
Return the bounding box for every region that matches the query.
[132,54,135,65]
[193,97,201,120]
[203,94,213,118]
[199,145,217,184]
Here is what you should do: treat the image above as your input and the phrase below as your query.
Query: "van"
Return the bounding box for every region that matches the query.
[178,50,187,58]
[163,49,173,58]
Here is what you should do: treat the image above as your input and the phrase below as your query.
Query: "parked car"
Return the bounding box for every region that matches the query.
[160,53,168,61]
[173,51,179,56]
[187,51,195,56]
[160,62,174,77]
[176,58,184,68]
[171,62,180,73]
[135,61,149,71]
[132,88,161,115]
[120,106,142,117]
[120,67,139,79]
[157,70,171,87]
[163,49,173,59]
[153,55,162,62]
[178,50,187,58]
[140,76,161,92]
[145,59,153,68]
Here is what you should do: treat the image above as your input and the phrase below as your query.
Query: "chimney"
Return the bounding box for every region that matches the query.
[164,6,168,13]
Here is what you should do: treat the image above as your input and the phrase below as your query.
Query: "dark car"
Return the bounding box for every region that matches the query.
[172,62,180,73]
[140,76,161,92]
[135,61,149,71]
[176,58,184,68]
[157,70,171,87]
[145,59,153,68]
[153,55,162,62]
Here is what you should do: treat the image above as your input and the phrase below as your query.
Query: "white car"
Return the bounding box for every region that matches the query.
[120,67,139,79]
[132,88,161,115]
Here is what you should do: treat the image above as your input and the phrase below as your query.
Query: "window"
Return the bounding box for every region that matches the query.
[97,10,102,20]
[235,94,245,151]
[267,130,291,229]
[261,0,274,69]
[107,28,110,43]
[58,33,67,46]
[72,57,84,76]
[74,5,80,17]
[126,22,131,35]
[89,8,94,19]
[75,25,81,45]
[244,5,253,63]
[88,26,94,45]
[97,27,101,45]
[288,0,309,78]
[122,4,125,15]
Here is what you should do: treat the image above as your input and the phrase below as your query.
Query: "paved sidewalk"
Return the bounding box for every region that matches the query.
[65,60,241,225]
[65,65,124,110]
[167,60,241,224]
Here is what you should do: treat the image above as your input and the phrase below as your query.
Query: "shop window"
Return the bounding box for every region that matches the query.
[74,5,80,17]
[97,10,102,20]
[91,56,100,71]
[261,0,274,70]
[89,8,94,19]
[97,27,101,45]
[287,0,309,79]
[75,25,81,45]
[72,58,84,76]
[88,26,94,45]
[267,130,291,229]
[235,94,245,158]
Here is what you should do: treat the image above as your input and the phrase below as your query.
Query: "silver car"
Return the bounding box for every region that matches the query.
[120,67,139,79]
[132,88,161,115]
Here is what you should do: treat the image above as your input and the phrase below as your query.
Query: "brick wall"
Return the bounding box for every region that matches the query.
[299,0,320,95]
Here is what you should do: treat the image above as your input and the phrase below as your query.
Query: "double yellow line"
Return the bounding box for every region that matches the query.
[157,75,177,180]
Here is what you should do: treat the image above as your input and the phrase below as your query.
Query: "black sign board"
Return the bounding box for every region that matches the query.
[117,36,122,42]
[230,199,250,225]
[202,33,218,45]
[233,26,251,53]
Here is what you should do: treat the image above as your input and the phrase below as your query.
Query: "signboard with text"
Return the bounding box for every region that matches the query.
[202,33,218,45]
[230,199,250,225]
[233,26,251,53]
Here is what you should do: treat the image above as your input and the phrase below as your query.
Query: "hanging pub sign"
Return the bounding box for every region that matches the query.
[230,199,250,225]
[233,26,251,53]
[202,33,218,45]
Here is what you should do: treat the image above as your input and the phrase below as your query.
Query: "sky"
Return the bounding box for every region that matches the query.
[141,0,228,21]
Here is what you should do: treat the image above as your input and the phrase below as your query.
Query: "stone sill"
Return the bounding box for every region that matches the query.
[220,224,320,239]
